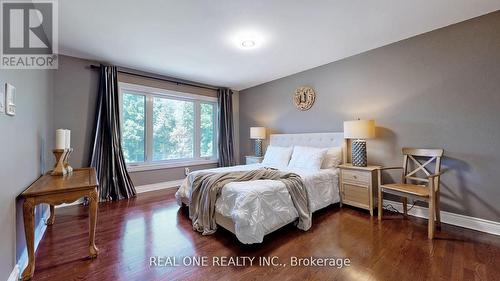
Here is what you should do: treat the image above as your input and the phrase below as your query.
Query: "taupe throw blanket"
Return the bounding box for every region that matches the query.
[189,168,311,235]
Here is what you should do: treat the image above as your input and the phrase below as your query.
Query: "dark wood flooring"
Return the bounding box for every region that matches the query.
[32,189,500,281]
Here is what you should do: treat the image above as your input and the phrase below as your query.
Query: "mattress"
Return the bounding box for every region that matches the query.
[176,164,340,244]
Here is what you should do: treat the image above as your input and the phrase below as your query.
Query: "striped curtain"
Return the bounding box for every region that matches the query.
[217,88,235,167]
[90,65,136,201]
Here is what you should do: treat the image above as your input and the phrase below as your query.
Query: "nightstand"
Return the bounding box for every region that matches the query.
[339,163,381,216]
[245,156,264,164]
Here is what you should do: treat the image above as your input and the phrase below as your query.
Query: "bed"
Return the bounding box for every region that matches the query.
[176,132,347,244]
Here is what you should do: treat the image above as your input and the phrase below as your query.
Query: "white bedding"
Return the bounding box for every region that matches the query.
[175,164,340,244]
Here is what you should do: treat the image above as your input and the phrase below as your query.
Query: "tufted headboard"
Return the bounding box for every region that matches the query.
[269,132,347,164]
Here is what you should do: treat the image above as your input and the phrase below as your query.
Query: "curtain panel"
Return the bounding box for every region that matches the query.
[90,65,136,201]
[217,88,235,167]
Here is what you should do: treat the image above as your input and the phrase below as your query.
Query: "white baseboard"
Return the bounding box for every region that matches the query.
[7,265,19,281]
[385,200,500,236]
[135,179,184,194]
[16,206,50,280]
[53,180,184,209]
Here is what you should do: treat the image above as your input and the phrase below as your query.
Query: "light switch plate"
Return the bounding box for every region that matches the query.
[5,83,16,116]
[0,89,4,114]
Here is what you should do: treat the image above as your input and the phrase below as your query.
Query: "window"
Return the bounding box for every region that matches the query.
[200,103,215,157]
[152,97,194,161]
[121,92,146,163]
[119,83,218,170]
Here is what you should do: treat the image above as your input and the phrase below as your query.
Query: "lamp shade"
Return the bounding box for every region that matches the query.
[344,120,375,139]
[250,127,266,139]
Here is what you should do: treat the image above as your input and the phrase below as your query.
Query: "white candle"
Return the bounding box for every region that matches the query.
[65,129,71,149]
[55,129,66,150]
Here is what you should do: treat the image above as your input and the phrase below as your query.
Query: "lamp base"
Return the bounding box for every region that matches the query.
[351,139,367,167]
[254,139,263,157]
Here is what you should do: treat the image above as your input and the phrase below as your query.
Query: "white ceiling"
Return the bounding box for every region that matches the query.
[59,1,500,90]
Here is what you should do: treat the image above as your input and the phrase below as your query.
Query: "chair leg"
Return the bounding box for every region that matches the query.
[428,197,435,239]
[378,188,383,221]
[402,197,408,218]
[435,191,441,230]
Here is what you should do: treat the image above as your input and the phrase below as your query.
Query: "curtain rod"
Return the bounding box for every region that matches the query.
[89,64,218,91]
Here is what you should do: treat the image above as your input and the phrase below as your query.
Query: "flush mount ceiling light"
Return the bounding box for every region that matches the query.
[230,30,265,50]
[241,39,256,48]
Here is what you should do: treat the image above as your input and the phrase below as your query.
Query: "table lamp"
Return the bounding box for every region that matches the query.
[344,120,375,167]
[250,127,266,157]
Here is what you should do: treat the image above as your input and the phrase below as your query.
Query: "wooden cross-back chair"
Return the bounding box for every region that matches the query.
[377,148,445,239]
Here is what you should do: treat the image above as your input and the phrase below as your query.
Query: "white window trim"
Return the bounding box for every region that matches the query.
[119,82,218,171]
[126,159,218,172]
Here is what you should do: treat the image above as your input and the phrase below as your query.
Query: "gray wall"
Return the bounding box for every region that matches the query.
[53,55,99,167]
[240,11,500,222]
[53,55,240,186]
[0,69,53,280]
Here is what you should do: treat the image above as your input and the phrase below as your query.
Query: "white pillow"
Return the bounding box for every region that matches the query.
[262,146,293,167]
[321,146,343,169]
[288,146,328,171]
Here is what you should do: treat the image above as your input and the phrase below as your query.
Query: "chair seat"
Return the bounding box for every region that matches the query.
[381,183,430,197]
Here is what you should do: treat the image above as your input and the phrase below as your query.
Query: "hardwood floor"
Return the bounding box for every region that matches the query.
[32,189,500,281]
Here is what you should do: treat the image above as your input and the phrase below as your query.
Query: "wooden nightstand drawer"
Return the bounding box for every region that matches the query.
[342,169,369,186]
[343,184,369,205]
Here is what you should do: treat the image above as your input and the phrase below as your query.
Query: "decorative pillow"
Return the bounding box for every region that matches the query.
[321,146,343,169]
[288,146,328,171]
[262,146,293,167]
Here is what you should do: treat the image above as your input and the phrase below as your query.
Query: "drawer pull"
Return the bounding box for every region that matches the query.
[353,175,357,179]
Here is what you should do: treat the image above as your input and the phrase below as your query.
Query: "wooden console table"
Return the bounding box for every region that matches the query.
[20,167,99,281]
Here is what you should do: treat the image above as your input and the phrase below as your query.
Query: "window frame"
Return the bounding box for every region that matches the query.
[118,82,218,172]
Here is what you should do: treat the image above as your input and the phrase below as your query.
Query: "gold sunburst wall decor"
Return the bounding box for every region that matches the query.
[293,86,316,111]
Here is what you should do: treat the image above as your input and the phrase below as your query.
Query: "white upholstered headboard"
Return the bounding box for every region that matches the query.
[269,132,347,163]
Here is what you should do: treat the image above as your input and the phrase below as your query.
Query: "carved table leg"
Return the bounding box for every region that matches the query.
[21,198,36,281]
[46,205,55,225]
[88,188,99,258]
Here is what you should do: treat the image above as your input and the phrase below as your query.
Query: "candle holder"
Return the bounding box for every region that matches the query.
[51,149,71,176]
[64,148,74,173]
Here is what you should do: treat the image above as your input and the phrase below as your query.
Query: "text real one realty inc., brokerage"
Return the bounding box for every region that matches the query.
[149,256,352,268]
